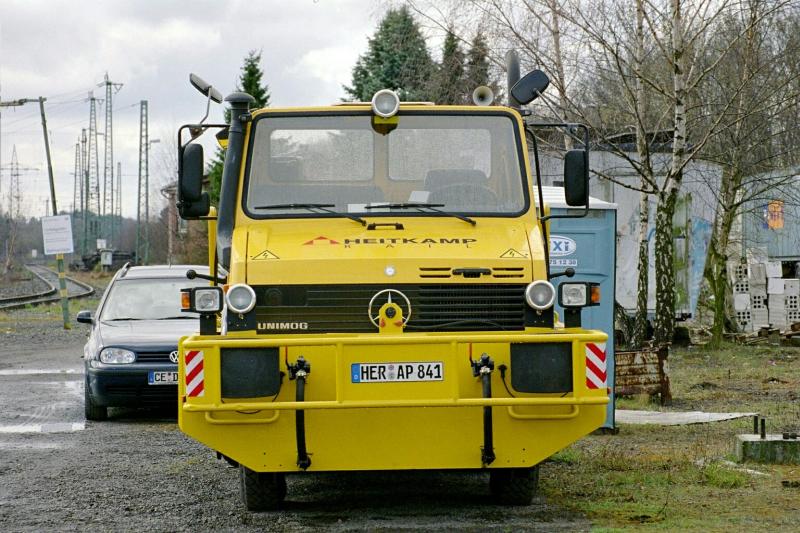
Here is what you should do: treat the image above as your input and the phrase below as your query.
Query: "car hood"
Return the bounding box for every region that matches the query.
[97,319,199,348]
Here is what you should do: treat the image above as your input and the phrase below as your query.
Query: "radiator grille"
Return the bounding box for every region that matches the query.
[254,284,526,333]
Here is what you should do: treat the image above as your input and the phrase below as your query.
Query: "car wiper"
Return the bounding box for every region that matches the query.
[104,318,144,321]
[363,203,476,226]
[253,203,366,226]
[156,316,198,320]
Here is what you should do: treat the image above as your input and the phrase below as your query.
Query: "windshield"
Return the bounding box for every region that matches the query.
[245,113,528,217]
[100,278,207,321]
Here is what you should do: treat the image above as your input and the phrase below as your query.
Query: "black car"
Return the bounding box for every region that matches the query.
[77,264,209,420]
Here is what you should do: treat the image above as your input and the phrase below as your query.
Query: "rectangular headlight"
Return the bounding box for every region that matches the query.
[182,287,224,313]
[560,283,588,307]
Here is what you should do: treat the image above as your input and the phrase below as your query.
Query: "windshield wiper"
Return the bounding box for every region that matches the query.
[253,203,366,226]
[364,203,476,226]
[104,318,144,321]
[156,316,198,320]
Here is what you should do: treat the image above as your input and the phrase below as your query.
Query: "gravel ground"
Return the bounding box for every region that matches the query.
[0,275,50,299]
[0,306,591,532]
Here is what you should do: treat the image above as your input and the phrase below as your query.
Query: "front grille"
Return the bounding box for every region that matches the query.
[255,284,526,333]
[135,352,173,363]
[418,267,526,279]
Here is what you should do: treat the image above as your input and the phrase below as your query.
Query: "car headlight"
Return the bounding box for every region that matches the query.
[371,89,400,118]
[226,284,256,314]
[525,280,556,310]
[99,347,136,364]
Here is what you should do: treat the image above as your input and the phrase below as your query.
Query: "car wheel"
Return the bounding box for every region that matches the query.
[84,379,107,421]
[239,465,286,511]
[489,466,539,505]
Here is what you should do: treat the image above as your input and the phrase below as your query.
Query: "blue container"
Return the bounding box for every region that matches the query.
[544,187,617,430]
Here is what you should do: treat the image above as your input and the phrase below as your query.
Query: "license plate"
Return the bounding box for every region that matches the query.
[351,362,443,383]
[148,371,178,385]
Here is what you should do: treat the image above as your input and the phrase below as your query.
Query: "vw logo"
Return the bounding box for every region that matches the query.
[169,350,179,364]
[368,289,412,328]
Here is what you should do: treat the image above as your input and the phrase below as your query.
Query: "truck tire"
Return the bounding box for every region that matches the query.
[239,466,286,511]
[490,466,539,505]
[84,380,107,421]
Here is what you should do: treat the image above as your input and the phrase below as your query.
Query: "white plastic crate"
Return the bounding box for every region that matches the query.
[766,261,782,278]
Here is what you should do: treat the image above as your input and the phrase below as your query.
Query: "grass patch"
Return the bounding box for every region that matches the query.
[541,343,800,531]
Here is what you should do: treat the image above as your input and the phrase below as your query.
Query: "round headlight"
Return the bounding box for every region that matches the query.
[99,347,136,364]
[525,280,556,310]
[371,89,400,118]
[226,284,256,314]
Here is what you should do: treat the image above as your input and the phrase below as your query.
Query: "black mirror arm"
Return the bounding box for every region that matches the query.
[186,269,226,285]
[549,267,576,280]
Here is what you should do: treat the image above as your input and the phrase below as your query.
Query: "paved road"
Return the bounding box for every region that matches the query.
[0,334,590,532]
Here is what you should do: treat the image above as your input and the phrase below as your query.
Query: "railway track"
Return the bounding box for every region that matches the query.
[0,265,95,311]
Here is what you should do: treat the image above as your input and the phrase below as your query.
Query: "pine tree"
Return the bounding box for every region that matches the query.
[207,50,270,204]
[434,28,466,104]
[345,6,435,102]
[465,31,492,91]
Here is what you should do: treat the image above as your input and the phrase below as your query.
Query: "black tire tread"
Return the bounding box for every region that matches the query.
[239,466,286,512]
[84,380,107,421]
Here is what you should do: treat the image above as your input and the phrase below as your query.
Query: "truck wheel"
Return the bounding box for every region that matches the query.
[490,466,539,505]
[239,466,286,511]
[84,380,107,421]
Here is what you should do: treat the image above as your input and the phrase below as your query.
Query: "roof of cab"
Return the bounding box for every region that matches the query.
[117,264,210,279]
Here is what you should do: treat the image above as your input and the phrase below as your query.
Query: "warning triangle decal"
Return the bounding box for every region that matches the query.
[251,250,279,260]
[500,248,528,258]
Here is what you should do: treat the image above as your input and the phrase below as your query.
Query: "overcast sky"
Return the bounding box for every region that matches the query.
[0,0,389,219]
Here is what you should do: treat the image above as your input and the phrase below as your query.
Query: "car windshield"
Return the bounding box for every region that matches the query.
[100,278,208,321]
[245,113,527,217]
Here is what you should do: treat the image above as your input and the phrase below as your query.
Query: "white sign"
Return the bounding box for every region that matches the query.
[550,235,577,257]
[41,215,74,255]
[96,239,107,250]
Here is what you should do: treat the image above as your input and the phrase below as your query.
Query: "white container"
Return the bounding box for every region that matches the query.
[748,263,767,284]
[768,294,786,309]
[752,309,770,327]
[768,278,785,294]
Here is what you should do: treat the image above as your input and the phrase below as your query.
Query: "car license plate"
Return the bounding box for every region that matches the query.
[148,371,178,385]
[351,362,443,383]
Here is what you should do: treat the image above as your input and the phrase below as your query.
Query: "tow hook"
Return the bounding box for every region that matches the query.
[471,353,496,466]
[287,355,312,470]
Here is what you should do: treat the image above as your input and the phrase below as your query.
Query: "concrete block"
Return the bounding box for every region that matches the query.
[768,278,785,294]
[768,294,786,309]
[784,279,800,295]
[786,295,799,310]
[749,263,767,284]
[730,262,749,282]
[734,293,750,311]
[751,293,767,309]
[750,286,767,298]
[733,279,750,294]
[752,309,769,327]
[736,434,800,464]
[766,261,782,278]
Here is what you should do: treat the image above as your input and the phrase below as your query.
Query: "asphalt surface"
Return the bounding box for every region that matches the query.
[0,310,591,532]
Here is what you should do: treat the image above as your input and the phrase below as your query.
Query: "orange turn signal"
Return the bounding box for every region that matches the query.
[590,285,601,304]
[181,291,191,310]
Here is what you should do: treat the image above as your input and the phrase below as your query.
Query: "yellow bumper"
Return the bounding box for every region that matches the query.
[179,330,608,472]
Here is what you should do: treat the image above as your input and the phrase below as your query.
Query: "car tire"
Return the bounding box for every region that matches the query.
[239,465,286,512]
[489,466,539,505]
[84,379,107,421]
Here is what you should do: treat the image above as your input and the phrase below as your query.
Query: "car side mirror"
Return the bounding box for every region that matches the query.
[510,69,550,105]
[564,149,589,207]
[76,310,94,324]
[178,142,210,218]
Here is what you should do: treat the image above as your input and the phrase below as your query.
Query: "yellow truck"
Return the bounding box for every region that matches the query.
[176,60,608,510]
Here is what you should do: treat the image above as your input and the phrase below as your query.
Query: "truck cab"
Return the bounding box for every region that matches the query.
[176,67,608,510]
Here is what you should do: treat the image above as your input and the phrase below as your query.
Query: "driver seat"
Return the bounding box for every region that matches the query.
[425,169,493,208]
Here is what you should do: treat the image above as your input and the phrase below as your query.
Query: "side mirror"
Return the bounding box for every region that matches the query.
[178,143,210,218]
[189,73,223,103]
[76,310,94,324]
[510,70,550,105]
[564,149,589,207]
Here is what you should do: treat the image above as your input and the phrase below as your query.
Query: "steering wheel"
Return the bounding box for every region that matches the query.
[428,183,499,207]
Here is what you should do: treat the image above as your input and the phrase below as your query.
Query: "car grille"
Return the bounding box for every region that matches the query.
[254,284,526,333]
[135,352,174,363]
[104,385,176,404]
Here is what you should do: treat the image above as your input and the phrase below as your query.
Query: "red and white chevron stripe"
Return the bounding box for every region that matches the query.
[585,342,607,390]
[185,350,205,397]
